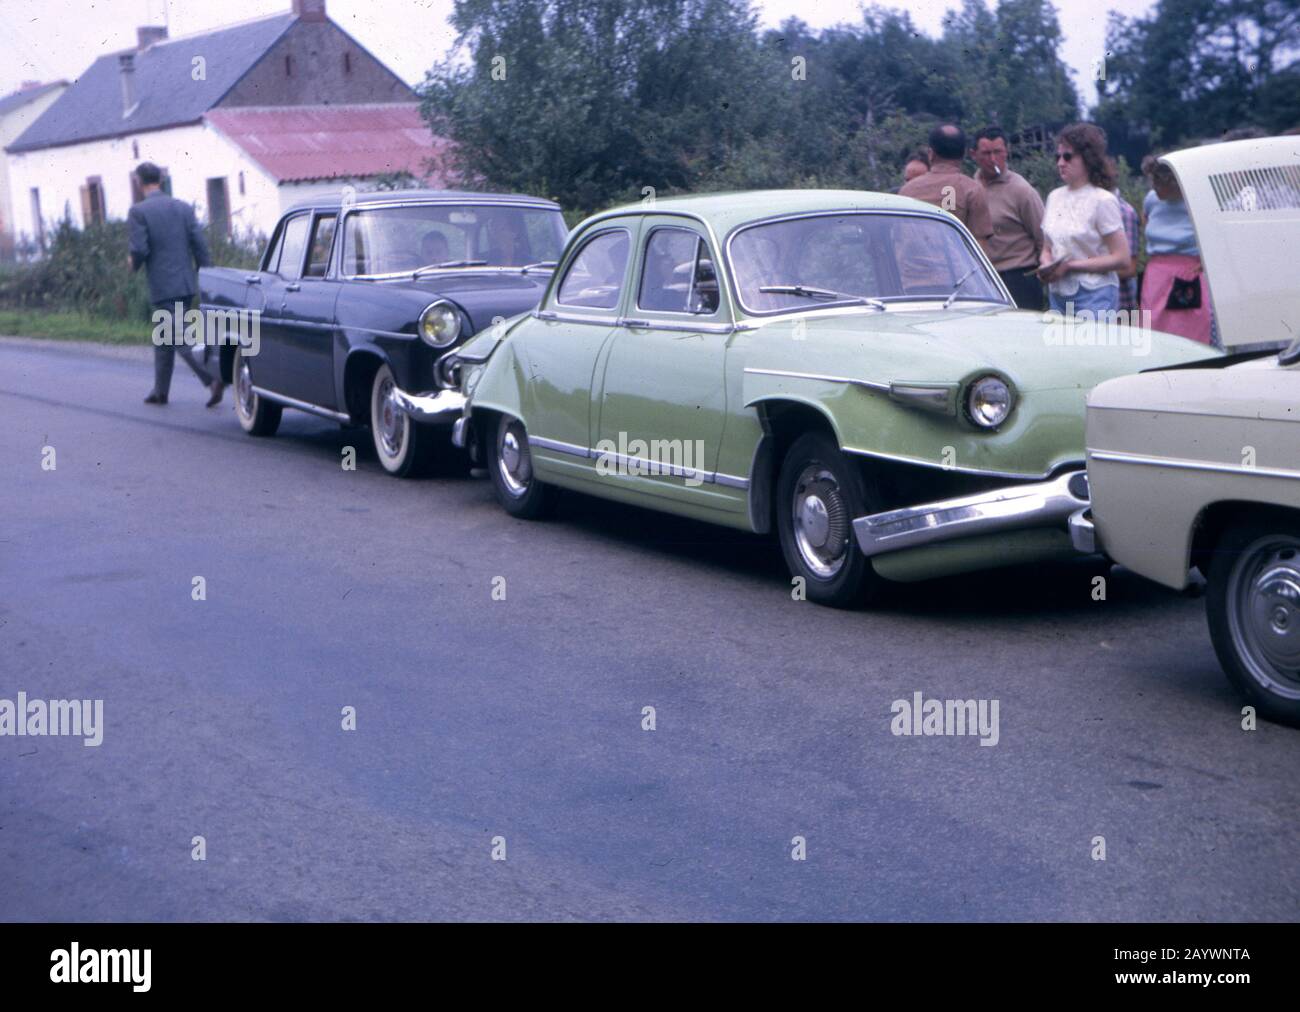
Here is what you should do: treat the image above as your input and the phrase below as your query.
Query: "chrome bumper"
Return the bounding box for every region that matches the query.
[852,471,1091,558]
[1067,507,1096,554]
[390,387,467,423]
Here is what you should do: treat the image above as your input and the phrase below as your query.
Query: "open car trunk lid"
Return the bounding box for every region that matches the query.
[1161,136,1300,349]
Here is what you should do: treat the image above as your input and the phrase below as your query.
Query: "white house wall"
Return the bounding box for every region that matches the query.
[0,86,67,241]
[5,121,285,247]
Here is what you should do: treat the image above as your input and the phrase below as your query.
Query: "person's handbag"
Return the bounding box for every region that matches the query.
[1165,274,1202,310]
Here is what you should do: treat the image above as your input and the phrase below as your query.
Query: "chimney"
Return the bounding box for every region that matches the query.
[119,53,136,114]
[137,25,168,50]
[292,0,328,22]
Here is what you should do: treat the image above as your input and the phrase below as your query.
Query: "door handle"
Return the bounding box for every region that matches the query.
[245,275,262,284]
[622,318,651,328]
[285,282,301,292]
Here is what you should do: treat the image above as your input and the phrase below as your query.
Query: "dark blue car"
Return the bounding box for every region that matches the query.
[202,190,566,476]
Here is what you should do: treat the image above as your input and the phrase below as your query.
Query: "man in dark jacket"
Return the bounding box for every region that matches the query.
[127,162,223,406]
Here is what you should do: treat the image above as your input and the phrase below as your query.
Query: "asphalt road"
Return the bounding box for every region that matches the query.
[2,336,1297,922]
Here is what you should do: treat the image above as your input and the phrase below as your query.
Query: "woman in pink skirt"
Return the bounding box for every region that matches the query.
[1140,156,1215,345]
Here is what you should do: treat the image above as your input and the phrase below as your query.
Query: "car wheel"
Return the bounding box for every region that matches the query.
[1206,517,1300,727]
[369,363,433,478]
[233,346,281,436]
[489,414,555,519]
[776,431,884,608]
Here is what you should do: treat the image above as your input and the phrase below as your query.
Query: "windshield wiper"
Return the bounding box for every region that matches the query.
[412,260,488,278]
[758,284,885,311]
[942,267,981,310]
[519,261,558,274]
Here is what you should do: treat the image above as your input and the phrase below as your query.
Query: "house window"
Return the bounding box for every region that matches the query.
[238,171,245,196]
[206,177,231,238]
[80,176,106,226]
[285,54,293,76]
[343,51,351,73]
[130,171,144,204]
[132,140,139,159]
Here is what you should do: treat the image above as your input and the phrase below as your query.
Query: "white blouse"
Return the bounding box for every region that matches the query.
[1042,184,1123,295]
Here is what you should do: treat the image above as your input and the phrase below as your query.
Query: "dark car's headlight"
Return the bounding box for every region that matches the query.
[966,375,1013,428]
[419,301,461,348]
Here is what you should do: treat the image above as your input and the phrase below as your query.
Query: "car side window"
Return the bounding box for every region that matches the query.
[304,214,337,278]
[556,230,630,310]
[276,214,311,280]
[638,227,719,314]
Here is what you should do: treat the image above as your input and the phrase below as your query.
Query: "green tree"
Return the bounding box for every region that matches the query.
[1097,0,1300,146]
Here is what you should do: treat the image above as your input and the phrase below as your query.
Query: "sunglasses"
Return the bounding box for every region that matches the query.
[1055,151,1075,162]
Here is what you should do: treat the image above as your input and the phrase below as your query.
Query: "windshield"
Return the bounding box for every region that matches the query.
[342,203,567,277]
[728,212,1006,314]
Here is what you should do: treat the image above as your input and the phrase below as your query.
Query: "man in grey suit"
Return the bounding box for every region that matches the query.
[127,162,224,407]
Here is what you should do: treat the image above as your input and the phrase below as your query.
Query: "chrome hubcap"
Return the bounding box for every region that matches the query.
[376,377,404,457]
[498,423,531,497]
[236,356,254,417]
[792,465,849,579]
[1228,537,1300,699]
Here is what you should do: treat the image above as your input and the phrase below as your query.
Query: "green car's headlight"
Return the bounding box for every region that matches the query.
[419,302,461,348]
[966,375,1013,428]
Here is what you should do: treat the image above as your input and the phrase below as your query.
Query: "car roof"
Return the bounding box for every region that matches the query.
[584,188,950,236]
[283,189,562,214]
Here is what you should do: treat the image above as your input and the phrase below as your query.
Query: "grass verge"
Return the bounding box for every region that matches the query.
[0,309,147,345]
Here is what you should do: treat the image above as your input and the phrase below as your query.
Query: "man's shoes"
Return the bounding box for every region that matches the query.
[144,392,167,405]
[206,381,225,408]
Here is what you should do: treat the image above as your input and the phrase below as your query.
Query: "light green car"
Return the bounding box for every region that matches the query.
[440,190,1210,606]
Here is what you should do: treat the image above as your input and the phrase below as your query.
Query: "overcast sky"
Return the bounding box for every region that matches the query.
[0,0,1153,110]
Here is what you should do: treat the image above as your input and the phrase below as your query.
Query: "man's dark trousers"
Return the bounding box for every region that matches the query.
[128,189,214,398]
[999,268,1045,311]
[152,297,214,396]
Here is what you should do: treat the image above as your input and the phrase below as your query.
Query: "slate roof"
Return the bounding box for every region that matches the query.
[0,81,67,119]
[205,104,449,183]
[7,13,296,153]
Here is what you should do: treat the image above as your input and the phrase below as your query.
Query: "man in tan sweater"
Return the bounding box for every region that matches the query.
[969,127,1046,309]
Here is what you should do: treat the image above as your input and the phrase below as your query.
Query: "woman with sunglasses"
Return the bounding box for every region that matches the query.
[1037,123,1131,317]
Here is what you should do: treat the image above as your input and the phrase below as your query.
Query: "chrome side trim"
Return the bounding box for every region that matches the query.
[529,435,590,458]
[852,471,1089,558]
[251,385,351,424]
[526,435,750,489]
[451,415,469,449]
[743,366,890,392]
[619,317,737,334]
[842,443,1074,481]
[390,387,468,423]
[532,309,619,327]
[1090,449,1300,482]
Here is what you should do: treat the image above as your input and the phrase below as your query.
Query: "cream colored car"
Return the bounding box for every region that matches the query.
[1078,136,1300,725]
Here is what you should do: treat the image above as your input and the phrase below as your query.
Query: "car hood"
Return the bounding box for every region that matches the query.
[746,305,1215,392]
[380,271,551,333]
[1090,353,1300,419]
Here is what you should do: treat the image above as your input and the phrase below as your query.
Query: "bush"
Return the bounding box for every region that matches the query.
[0,216,264,322]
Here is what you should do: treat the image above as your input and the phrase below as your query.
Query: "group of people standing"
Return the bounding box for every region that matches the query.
[900,123,1215,346]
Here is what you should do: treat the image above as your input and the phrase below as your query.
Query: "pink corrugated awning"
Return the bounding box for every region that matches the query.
[205,104,451,184]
